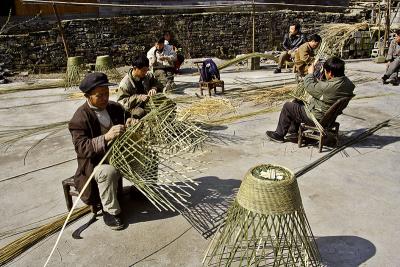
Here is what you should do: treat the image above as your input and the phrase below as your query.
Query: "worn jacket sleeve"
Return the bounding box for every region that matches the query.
[303,74,324,99]
[117,79,143,112]
[69,115,106,159]
[282,34,290,51]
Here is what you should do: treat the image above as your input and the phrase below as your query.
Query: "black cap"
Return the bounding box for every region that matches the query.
[79,72,115,93]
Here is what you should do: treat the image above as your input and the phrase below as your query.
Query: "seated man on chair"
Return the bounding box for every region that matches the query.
[117,54,163,118]
[294,34,322,79]
[382,29,400,85]
[147,37,177,92]
[265,56,355,143]
[274,22,306,74]
[69,72,135,230]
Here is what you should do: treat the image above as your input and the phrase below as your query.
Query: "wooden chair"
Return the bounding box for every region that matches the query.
[62,176,123,213]
[194,60,224,96]
[298,96,353,152]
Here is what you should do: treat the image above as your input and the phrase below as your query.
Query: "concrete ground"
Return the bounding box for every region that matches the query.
[0,59,399,267]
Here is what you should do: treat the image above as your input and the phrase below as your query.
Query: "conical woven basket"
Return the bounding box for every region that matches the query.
[109,94,208,212]
[95,55,121,82]
[203,164,321,266]
[64,56,84,89]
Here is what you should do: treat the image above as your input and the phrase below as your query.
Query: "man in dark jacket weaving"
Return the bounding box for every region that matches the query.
[69,72,134,230]
[266,56,355,143]
[274,22,306,74]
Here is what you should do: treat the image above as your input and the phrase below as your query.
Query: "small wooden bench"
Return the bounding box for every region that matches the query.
[62,176,123,213]
[194,60,224,96]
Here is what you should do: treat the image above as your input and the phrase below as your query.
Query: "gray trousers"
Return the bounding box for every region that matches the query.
[94,164,121,215]
[277,51,294,69]
[385,57,400,79]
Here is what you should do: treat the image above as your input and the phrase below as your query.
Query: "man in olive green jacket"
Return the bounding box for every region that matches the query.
[266,56,355,143]
[117,54,163,118]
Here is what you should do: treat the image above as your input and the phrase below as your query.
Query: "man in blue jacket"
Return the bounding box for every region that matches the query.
[274,22,306,74]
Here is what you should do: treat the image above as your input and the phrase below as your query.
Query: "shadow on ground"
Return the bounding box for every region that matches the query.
[180,176,240,239]
[316,235,376,267]
[341,128,400,150]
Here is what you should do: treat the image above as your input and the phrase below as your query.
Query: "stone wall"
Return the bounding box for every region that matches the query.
[0,11,365,72]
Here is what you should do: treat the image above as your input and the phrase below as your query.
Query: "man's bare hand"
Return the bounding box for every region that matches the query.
[138,94,148,102]
[104,124,125,142]
[307,64,315,74]
[148,89,157,96]
[125,118,139,127]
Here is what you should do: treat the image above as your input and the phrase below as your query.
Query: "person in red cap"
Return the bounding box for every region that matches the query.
[69,72,135,230]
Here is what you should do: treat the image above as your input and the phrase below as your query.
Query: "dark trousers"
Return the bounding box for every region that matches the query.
[275,101,314,137]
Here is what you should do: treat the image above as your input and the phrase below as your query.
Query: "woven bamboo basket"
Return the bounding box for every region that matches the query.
[203,164,321,266]
[95,55,121,82]
[64,56,84,89]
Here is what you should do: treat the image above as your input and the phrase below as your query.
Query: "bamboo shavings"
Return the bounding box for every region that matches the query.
[244,84,296,105]
[178,97,237,122]
[0,206,90,266]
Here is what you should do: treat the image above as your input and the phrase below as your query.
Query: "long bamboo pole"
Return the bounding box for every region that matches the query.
[52,3,69,58]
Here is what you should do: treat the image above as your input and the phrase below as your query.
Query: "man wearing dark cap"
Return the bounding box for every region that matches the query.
[117,53,163,118]
[69,72,134,230]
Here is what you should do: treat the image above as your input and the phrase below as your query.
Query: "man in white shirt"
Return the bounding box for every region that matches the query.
[147,37,177,92]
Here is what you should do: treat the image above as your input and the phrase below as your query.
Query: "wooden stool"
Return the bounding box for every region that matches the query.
[199,80,225,96]
[62,176,123,212]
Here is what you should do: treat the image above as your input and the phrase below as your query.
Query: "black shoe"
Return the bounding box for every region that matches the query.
[390,79,400,86]
[266,131,284,143]
[382,75,389,84]
[273,68,281,74]
[103,212,124,230]
[284,132,298,142]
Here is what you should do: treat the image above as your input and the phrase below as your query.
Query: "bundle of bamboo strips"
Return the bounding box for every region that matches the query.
[95,55,121,82]
[0,206,90,266]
